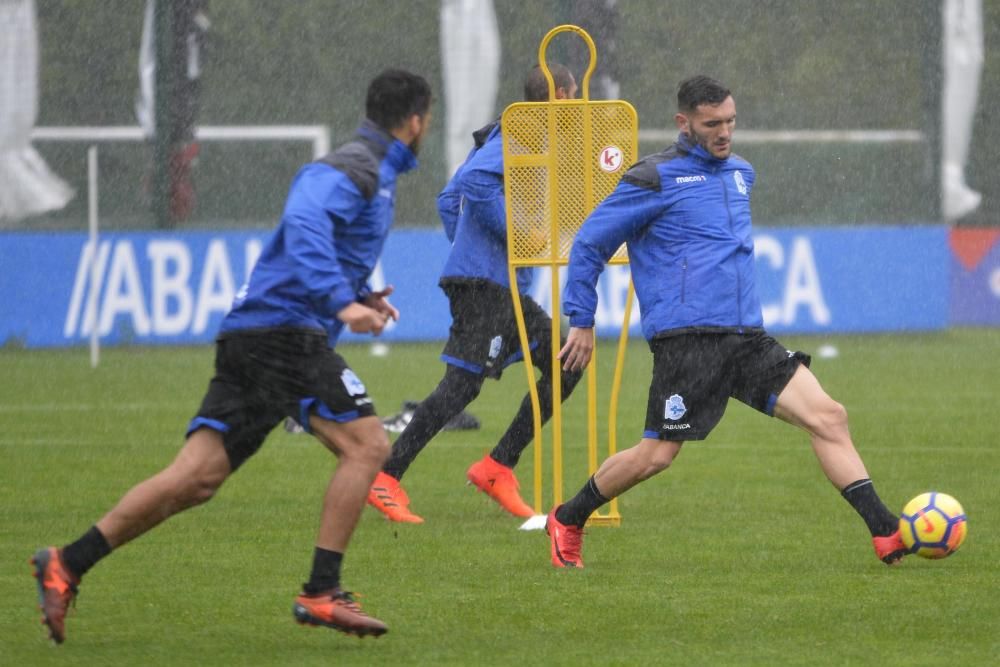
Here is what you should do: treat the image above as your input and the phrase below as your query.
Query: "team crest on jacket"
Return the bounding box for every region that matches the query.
[664,394,687,420]
[341,369,366,396]
[734,170,747,195]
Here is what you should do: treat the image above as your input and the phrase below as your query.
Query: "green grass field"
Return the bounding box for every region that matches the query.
[2,330,999,665]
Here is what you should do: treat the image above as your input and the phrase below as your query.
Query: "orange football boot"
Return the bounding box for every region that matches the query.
[293,588,388,637]
[466,455,534,518]
[367,471,424,523]
[873,529,908,565]
[546,507,585,568]
[30,547,79,644]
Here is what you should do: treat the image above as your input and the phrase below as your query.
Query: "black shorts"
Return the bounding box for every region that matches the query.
[440,280,555,379]
[643,331,811,441]
[187,328,376,470]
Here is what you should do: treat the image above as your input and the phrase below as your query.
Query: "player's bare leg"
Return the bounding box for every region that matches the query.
[773,365,866,488]
[96,429,232,548]
[592,438,683,498]
[292,415,390,637]
[774,364,906,564]
[310,415,389,551]
[547,438,681,568]
[32,429,231,643]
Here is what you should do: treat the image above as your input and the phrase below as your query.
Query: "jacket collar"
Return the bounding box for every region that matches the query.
[357,119,419,174]
[472,119,500,148]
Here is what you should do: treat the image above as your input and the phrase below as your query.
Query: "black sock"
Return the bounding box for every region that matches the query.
[555,476,609,528]
[60,525,112,579]
[841,478,898,537]
[383,366,483,479]
[491,367,583,468]
[303,547,343,594]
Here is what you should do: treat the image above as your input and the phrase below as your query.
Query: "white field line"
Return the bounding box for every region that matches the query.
[637,128,926,144]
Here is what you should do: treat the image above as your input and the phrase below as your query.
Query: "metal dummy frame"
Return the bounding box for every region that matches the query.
[501,24,638,527]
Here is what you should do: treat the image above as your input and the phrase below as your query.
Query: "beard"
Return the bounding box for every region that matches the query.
[409,122,428,156]
[408,135,422,156]
[687,128,729,158]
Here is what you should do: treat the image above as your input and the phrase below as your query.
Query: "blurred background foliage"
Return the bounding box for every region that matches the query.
[29,0,997,229]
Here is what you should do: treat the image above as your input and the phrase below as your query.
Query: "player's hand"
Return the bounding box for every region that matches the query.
[337,302,389,336]
[362,285,400,323]
[558,326,595,372]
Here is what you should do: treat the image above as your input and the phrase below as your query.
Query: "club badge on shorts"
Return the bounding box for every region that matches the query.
[341,369,366,396]
[664,394,687,420]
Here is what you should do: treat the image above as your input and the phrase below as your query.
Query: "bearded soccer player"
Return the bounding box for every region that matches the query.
[546,75,907,569]
[31,69,432,641]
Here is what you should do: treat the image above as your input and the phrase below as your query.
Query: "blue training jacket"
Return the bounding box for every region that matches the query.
[220,120,417,344]
[438,122,533,294]
[563,132,763,341]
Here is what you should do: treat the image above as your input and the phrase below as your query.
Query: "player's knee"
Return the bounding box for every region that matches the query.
[368,429,392,466]
[813,398,849,439]
[459,384,482,405]
[165,449,227,507]
[342,421,391,467]
[645,449,675,477]
[441,365,483,405]
[189,479,221,505]
[636,441,677,480]
[452,376,483,404]
[177,468,225,507]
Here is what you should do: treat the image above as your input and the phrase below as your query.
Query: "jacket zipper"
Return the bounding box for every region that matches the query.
[718,171,742,329]
[680,257,687,303]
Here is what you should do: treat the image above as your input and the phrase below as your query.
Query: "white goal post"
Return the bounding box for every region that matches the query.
[32,125,330,367]
[637,128,925,145]
[31,125,331,158]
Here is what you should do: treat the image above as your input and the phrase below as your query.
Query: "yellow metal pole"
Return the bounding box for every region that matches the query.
[503,24,635,524]
[507,265,544,514]
[586,280,633,526]
[536,24,598,509]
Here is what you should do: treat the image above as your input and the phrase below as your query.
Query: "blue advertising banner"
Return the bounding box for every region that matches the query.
[0,229,452,348]
[0,225,948,349]
[752,225,948,334]
[528,225,949,336]
[949,228,1000,326]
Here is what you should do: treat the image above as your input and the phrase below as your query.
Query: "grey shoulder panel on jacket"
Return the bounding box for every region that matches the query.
[620,145,683,192]
[317,141,381,200]
[472,120,499,148]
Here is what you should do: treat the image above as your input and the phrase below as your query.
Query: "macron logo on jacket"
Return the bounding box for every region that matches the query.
[563,133,763,341]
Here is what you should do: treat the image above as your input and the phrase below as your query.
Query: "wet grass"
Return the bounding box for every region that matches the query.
[2,329,999,665]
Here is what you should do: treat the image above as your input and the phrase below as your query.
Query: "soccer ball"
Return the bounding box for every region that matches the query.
[898,492,967,559]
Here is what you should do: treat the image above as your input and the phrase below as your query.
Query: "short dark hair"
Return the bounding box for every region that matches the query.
[524,63,574,102]
[365,69,432,130]
[677,75,731,113]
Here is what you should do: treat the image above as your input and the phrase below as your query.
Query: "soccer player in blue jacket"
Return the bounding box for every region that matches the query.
[546,75,907,568]
[30,69,432,641]
[367,64,584,523]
